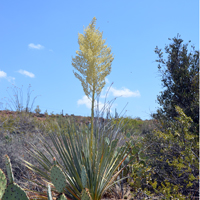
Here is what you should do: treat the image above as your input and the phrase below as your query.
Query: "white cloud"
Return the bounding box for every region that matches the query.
[0,70,15,83]
[0,70,7,78]
[100,86,140,98]
[110,87,141,98]
[77,95,111,113]
[28,43,44,50]
[18,70,35,78]
[77,96,91,109]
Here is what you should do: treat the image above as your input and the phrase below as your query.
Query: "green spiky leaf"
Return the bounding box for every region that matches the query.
[81,188,92,200]
[110,139,118,150]
[105,137,110,145]
[81,165,87,188]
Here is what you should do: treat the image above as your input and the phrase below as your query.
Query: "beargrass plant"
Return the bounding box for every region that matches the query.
[20,95,135,200]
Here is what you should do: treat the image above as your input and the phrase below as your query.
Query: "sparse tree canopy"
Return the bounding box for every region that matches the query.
[72,17,114,145]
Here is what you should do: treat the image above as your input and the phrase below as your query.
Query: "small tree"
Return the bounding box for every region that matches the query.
[44,110,48,116]
[34,105,41,114]
[153,34,199,135]
[72,17,114,149]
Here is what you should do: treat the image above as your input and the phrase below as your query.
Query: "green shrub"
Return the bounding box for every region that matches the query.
[34,105,41,114]
[142,106,199,199]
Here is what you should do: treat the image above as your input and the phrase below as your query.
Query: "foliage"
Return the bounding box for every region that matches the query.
[34,105,41,114]
[0,155,93,200]
[146,34,199,198]
[122,132,153,194]
[72,16,114,149]
[111,116,144,135]
[1,34,198,199]
[0,111,39,136]
[111,107,199,198]
[116,132,148,198]
[44,110,48,116]
[142,106,199,199]
[20,106,132,200]
[153,34,199,135]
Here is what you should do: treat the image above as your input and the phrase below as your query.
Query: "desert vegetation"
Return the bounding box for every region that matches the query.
[0,19,199,199]
[0,103,198,199]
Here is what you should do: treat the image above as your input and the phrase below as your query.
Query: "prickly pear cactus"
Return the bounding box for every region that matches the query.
[81,188,92,200]
[50,158,66,193]
[1,155,30,200]
[81,165,87,188]
[2,182,29,200]
[0,168,7,199]
[5,154,14,183]
[1,155,70,200]
[56,193,68,200]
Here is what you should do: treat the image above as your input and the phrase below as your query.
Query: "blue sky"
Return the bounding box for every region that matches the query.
[0,0,198,120]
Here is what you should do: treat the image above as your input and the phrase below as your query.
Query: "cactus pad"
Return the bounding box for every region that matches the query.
[56,193,68,200]
[2,183,29,200]
[5,155,14,184]
[0,168,7,199]
[50,165,66,193]
[81,165,87,188]
[81,188,92,200]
